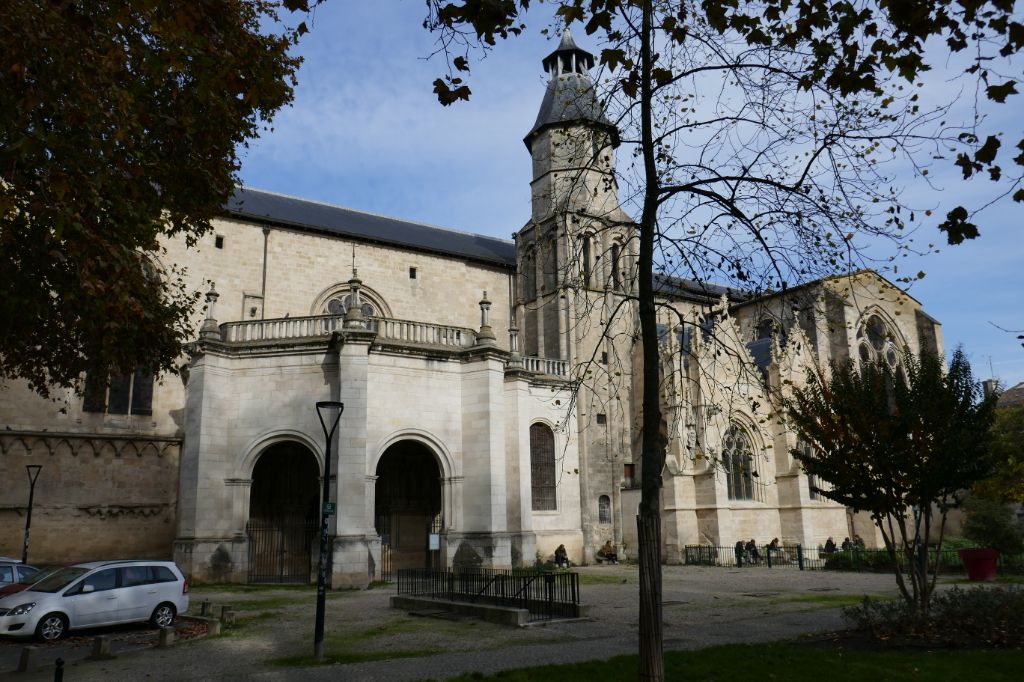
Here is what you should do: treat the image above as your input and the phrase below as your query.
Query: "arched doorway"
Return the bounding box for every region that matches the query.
[246,442,320,583]
[375,441,443,579]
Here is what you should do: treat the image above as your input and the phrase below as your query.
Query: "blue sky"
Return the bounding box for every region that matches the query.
[238,2,1023,387]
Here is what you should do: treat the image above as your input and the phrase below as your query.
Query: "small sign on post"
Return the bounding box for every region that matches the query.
[428,533,440,551]
[323,502,335,517]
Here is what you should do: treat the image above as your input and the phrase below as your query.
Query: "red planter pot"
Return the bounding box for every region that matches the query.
[958,548,999,581]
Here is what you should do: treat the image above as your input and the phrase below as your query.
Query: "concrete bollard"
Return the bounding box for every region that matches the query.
[206,619,222,636]
[91,635,112,658]
[200,599,212,616]
[219,605,234,623]
[158,626,175,648]
[17,646,38,673]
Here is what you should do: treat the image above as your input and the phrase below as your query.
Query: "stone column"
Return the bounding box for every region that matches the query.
[503,366,537,567]
[224,478,252,536]
[534,244,546,357]
[457,346,512,567]
[330,329,376,588]
[174,346,240,582]
[445,476,464,532]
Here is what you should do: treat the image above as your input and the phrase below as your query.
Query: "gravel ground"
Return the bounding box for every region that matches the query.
[0,565,909,681]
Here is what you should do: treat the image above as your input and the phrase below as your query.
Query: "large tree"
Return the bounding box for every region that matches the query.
[785,349,997,615]
[0,1,305,396]
[424,1,1020,679]
[972,400,1024,503]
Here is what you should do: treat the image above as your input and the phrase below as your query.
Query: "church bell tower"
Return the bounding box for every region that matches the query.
[515,30,630,360]
[523,30,620,222]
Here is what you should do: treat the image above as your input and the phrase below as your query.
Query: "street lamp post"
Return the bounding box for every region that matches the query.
[22,465,42,564]
[314,401,343,662]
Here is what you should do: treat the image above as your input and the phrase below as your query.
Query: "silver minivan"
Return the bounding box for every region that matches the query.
[0,560,189,641]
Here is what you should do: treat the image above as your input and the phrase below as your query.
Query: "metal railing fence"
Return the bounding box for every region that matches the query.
[683,544,1024,574]
[397,568,580,621]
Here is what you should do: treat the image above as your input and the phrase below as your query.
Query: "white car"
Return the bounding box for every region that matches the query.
[0,560,189,641]
[0,558,39,588]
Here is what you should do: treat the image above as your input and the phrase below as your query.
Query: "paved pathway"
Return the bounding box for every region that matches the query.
[1,565,905,681]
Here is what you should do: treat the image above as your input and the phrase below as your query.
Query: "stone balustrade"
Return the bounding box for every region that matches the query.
[220,315,347,342]
[219,315,475,349]
[218,318,571,379]
[521,356,569,377]
[375,318,476,348]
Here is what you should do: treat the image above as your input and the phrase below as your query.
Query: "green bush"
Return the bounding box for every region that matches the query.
[962,497,1024,555]
[823,550,895,572]
[940,535,980,551]
[844,586,1024,647]
[999,553,1024,574]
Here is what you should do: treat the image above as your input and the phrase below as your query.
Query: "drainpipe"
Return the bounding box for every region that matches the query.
[260,226,270,318]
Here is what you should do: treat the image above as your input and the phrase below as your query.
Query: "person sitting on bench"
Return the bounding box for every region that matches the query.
[597,540,619,564]
[554,544,570,568]
[745,538,761,563]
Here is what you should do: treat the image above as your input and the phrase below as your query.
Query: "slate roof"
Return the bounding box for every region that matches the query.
[654,273,747,303]
[524,72,618,149]
[223,190,748,302]
[998,382,1024,407]
[225,187,516,269]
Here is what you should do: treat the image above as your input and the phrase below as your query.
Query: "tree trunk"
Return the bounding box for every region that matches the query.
[637,511,664,681]
[637,2,666,680]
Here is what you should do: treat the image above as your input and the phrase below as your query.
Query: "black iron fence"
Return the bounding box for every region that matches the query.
[247,518,318,583]
[397,568,581,621]
[683,544,1024,574]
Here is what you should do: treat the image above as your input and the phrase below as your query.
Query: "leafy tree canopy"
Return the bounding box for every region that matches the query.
[425,0,1022,243]
[788,349,996,516]
[785,349,997,611]
[972,401,1024,503]
[1,1,303,396]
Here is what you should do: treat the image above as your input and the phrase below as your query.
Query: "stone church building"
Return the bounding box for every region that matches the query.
[0,34,943,586]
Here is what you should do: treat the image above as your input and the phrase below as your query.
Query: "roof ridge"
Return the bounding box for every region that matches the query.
[234,186,513,245]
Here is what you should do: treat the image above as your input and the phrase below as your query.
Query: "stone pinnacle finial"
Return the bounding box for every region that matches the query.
[477,290,496,344]
[507,324,522,367]
[200,282,221,341]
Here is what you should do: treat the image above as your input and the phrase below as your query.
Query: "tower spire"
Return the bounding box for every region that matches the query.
[541,27,595,78]
[524,30,618,151]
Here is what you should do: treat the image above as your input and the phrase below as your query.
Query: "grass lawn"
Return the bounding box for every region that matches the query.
[945,575,1024,585]
[577,573,630,585]
[767,593,889,608]
[441,643,1024,681]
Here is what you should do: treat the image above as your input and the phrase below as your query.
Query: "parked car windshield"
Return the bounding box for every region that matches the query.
[24,566,63,586]
[29,567,90,593]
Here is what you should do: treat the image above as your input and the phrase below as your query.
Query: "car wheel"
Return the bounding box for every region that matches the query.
[35,613,68,642]
[150,603,176,628]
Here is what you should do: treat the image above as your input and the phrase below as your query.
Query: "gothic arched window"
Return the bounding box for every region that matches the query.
[523,248,537,300]
[582,235,593,287]
[530,423,557,511]
[723,425,760,501]
[545,238,559,291]
[598,495,611,524]
[610,242,621,290]
[856,313,902,370]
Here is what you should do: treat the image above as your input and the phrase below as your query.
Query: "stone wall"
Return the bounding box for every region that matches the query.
[0,432,180,563]
[162,217,515,344]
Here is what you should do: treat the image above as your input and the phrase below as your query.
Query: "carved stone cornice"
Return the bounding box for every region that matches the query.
[0,431,182,458]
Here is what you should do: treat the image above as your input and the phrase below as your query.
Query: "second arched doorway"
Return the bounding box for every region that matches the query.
[375,440,443,579]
